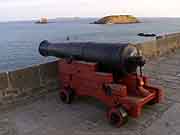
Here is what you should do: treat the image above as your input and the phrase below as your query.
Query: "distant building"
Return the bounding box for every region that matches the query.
[35,17,48,24]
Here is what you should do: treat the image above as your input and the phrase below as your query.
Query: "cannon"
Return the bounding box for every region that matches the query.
[39,40,164,127]
[39,40,145,76]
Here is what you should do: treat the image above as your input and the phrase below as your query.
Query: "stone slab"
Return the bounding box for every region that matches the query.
[143,103,180,135]
[0,91,171,135]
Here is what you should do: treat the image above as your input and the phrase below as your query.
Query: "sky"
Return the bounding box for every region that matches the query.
[0,0,180,21]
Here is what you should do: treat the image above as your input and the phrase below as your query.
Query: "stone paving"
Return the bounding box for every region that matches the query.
[0,50,180,135]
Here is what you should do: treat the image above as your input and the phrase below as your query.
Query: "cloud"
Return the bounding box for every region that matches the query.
[0,0,180,21]
[0,0,52,6]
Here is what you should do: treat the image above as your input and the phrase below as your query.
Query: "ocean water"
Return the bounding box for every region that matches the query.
[0,17,180,72]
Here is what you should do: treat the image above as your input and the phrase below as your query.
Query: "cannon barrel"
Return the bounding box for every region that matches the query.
[39,40,145,74]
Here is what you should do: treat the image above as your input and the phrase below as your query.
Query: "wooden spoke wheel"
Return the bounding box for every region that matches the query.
[59,89,74,104]
[107,107,128,127]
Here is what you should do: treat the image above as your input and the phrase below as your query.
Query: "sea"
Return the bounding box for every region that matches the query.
[0,17,180,72]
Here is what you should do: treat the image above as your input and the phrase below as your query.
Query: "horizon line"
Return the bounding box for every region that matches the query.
[1,16,180,23]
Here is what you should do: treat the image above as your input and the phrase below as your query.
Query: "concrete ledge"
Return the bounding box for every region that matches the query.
[0,72,8,90]
[135,33,180,59]
[135,40,158,58]
[39,61,58,86]
[9,66,40,90]
[0,61,59,105]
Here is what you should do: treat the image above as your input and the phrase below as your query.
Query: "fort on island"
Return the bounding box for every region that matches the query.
[35,17,48,24]
[93,15,140,24]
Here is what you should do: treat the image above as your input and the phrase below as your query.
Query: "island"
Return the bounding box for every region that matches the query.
[93,15,140,24]
[35,17,48,24]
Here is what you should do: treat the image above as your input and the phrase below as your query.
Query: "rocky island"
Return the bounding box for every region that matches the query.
[93,15,140,24]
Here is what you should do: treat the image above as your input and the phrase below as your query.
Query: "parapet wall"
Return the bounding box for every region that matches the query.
[0,33,180,105]
[135,33,180,58]
[0,61,59,105]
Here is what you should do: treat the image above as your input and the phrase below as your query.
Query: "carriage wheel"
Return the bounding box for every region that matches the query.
[59,89,74,104]
[107,107,128,127]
